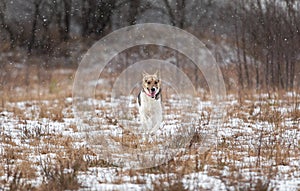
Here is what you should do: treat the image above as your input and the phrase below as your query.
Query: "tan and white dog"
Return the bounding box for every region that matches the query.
[137,72,162,132]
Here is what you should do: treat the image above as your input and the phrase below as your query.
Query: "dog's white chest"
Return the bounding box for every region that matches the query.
[138,91,162,131]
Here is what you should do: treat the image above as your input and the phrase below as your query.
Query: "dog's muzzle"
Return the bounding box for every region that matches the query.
[137,88,161,106]
[150,88,157,97]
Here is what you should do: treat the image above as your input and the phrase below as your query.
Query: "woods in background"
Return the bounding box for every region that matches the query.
[228,0,300,90]
[0,0,299,91]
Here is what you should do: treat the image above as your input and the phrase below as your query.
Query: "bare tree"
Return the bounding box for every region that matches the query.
[233,6,244,91]
[127,0,140,25]
[81,0,116,37]
[162,0,188,28]
[28,0,42,54]
[225,0,300,91]
[0,1,16,48]
[62,0,71,40]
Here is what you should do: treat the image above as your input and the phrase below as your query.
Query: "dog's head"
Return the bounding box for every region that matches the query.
[142,71,161,98]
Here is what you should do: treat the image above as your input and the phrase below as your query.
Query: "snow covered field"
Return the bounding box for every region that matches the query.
[1,78,299,190]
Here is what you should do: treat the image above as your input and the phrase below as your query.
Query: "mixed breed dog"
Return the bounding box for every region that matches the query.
[137,72,162,132]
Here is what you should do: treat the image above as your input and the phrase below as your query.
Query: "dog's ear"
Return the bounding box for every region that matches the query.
[142,71,148,78]
[154,70,159,78]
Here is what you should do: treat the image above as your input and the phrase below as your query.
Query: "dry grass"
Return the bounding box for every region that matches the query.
[0,63,299,190]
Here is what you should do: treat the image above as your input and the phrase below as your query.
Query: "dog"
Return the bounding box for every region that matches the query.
[137,71,162,132]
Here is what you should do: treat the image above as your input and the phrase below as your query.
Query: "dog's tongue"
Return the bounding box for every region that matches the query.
[150,92,156,97]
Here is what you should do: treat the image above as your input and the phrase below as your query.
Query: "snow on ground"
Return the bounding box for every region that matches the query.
[0,92,300,190]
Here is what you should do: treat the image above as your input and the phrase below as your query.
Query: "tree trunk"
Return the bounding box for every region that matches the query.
[128,0,140,25]
[62,0,71,40]
[176,0,186,28]
[234,10,243,90]
[241,32,250,88]
[28,0,41,54]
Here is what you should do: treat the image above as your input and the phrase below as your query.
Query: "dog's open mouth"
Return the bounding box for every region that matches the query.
[149,89,158,98]
[150,92,156,98]
[144,88,157,98]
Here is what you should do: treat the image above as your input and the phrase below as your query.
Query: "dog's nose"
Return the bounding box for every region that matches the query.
[151,88,156,92]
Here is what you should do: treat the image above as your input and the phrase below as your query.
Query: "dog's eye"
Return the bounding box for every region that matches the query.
[147,81,151,85]
[154,81,158,84]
